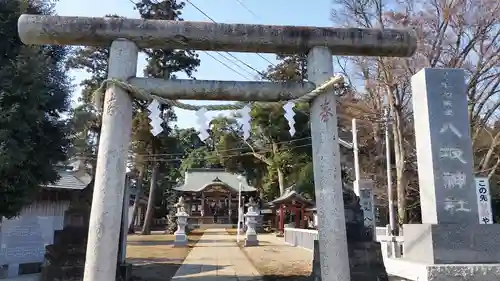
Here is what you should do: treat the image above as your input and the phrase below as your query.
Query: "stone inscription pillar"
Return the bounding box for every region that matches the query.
[308,46,350,281]
[412,68,477,224]
[404,68,500,266]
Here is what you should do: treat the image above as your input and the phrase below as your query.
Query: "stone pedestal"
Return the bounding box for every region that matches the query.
[41,226,88,281]
[392,261,500,281]
[423,264,500,281]
[403,223,500,264]
[310,185,388,281]
[41,194,130,281]
[41,193,90,281]
[116,263,132,281]
[174,212,188,247]
[244,212,259,247]
[310,240,388,281]
[401,223,500,280]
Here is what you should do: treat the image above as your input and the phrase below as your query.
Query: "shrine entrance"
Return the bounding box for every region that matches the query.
[174,169,257,227]
[17,12,417,281]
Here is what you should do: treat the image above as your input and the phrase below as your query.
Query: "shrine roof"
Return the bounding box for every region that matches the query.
[174,169,256,193]
[269,186,314,207]
[43,168,92,190]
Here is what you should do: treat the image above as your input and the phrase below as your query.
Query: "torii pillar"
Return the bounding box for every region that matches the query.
[18,15,417,281]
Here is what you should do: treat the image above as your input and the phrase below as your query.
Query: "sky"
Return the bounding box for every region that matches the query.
[55,0,333,129]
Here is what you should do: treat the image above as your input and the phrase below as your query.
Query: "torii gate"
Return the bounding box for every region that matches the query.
[18,15,416,281]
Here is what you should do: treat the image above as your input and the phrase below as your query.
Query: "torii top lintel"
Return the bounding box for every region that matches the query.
[18,15,417,57]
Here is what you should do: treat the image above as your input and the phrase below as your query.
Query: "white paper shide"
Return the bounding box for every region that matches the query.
[283,101,296,136]
[196,107,209,141]
[147,99,163,136]
[240,105,251,140]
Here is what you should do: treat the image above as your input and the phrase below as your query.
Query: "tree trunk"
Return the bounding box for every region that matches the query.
[141,161,159,235]
[277,168,285,196]
[272,142,286,195]
[128,164,146,233]
[387,89,407,226]
[371,122,386,199]
[254,174,265,199]
[488,157,500,180]
[479,132,500,172]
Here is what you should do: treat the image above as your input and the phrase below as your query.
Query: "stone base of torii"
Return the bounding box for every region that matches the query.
[16,14,500,281]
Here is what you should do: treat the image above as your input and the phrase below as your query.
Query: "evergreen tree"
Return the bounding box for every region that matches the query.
[65,15,150,233]
[250,54,312,198]
[65,14,123,173]
[132,0,201,234]
[66,45,109,173]
[0,0,72,218]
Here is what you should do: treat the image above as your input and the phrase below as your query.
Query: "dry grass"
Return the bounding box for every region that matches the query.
[226,229,312,281]
[243,249,311,281]
[126,230,203,281]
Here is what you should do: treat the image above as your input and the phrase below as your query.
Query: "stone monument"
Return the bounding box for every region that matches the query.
[174,196,188,247]
[341,182,369,242]
[40,186,131,281]
[402,68,500,280]
[40,189,91,281]
[357,180,376,239]
[244,197,259,247]
[310,185,388,281]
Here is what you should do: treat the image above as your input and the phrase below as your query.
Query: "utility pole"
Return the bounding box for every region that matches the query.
[236,175,243,243]
[385,108,397,236]
[352,118,361,196]
[352,118,376,240]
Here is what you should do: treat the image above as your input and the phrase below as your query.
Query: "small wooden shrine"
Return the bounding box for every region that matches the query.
[269,186,314,235]
[173,169,257,226]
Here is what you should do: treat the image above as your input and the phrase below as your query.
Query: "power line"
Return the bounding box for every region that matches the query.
[126,0,256,80]
[74,110,378,159]
[202,52,253,80]
[77,142,314,163]
[230,0,277,68]
[233,0,260,19]
[139,136,313,157]
[214,52,257,78]
[185,0,275,71]
[76,136,314,159]
[75,132,362,161]
[77,138,367,164]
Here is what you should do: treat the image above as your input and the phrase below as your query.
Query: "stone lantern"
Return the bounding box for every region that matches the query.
[174,196,189,247]
[244,197,259,246]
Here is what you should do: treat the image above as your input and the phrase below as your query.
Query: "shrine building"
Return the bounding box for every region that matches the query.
[173,169,258,227]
